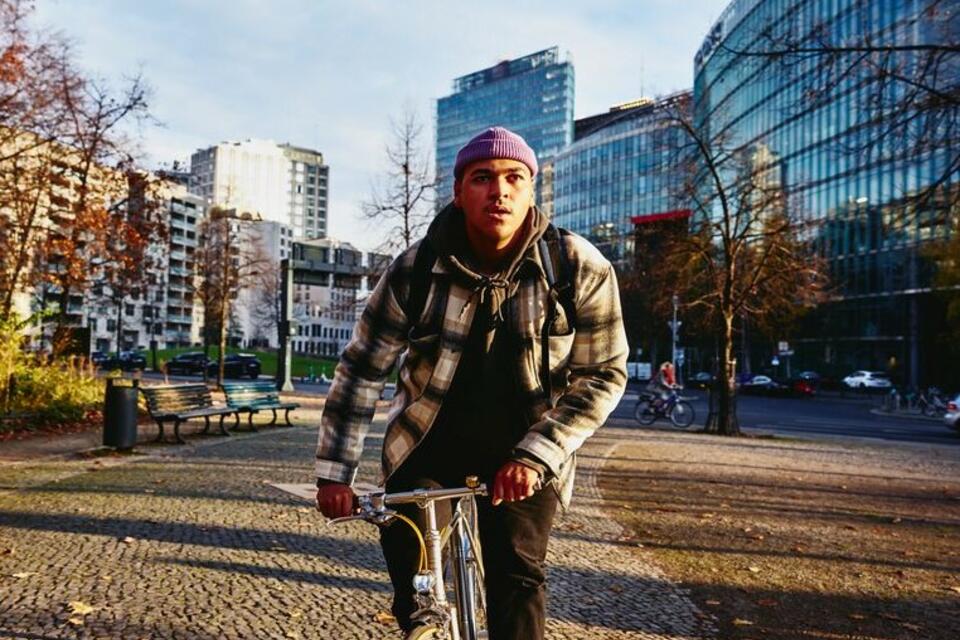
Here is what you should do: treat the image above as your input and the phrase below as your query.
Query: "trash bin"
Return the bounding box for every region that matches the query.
[103,377,139,450]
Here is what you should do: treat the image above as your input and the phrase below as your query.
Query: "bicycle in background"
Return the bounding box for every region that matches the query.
[330,478,488,639]
[634,388,696,428]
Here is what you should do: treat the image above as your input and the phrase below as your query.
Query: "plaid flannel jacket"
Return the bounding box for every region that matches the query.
[315,230,628,506]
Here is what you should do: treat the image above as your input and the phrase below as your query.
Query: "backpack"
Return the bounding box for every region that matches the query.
[404,223,576,398]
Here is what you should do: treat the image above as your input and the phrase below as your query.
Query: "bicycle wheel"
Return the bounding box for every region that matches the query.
[669,401,695,428]
[634,399,658,425]
[405,623,445,639]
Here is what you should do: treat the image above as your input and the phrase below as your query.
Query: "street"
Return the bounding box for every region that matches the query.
[614,385,959,446]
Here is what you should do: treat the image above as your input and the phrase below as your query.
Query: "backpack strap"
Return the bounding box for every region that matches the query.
[537,223,575,400]
[404,240,436,329]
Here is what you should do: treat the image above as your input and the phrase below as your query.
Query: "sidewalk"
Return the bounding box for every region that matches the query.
[0,398,714,639]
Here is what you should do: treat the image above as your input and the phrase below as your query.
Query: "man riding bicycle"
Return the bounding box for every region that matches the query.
[646,361,680,410]
[315,127,628,639]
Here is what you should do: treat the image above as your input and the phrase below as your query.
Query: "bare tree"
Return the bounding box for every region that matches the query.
[713,0,959,218]
[195,208,272,385]
[662,98,829,435]
[362,109,437,253]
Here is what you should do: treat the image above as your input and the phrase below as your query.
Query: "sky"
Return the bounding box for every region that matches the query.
[33,0,728,252]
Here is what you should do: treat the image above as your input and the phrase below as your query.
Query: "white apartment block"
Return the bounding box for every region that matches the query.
[189,139,329,240]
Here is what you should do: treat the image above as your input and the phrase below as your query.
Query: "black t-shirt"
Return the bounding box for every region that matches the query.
[395,294,528,486]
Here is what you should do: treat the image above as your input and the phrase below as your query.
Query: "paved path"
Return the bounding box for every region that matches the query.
[0,411,712,639]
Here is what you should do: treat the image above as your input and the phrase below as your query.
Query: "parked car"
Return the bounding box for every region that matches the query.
[165,352,213,375]
[842,370,892,389]
[89,351,111,367]
[945,394,960,432]
[790,378,817,397]
[98,350,146,371]
[740,374,790,396]
[208,353,262,379]
[688,371,715,390]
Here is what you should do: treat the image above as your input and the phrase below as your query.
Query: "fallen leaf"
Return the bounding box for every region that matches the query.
[699,513,716,519]
[373,611,396,625]
[705,599,721,606]
[68,601,96,615]
[747,566,761,573]
[749,534,765,541]
[270,546,287,552]
[756,598,779,607]
[878,612,902,621]
[891,517,902,523]
[843,524,857,531]
[67,617,85,626]
[947,586,960,594]
[121,537,136,544]
[290,610,303,619]
[11,572,35,579]
[296,507,311,514]
[732,618,755,626]
[609,584,624,594]
[792,546,805,553]
[900,622,923,631]
[848,613,867,621]
[284,631,300,639]
[143,489,155,494]
[840,485,848,490]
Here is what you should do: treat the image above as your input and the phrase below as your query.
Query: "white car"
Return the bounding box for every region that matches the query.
[842,371,892,389]
[945,394,960,432]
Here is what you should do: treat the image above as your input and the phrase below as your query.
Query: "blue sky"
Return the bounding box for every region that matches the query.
[35,0,727,251]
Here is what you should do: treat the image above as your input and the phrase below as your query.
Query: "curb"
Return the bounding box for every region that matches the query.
[869,408,944,423]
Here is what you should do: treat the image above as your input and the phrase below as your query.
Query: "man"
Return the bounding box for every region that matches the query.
[315,127,627,639]
[647,361,680,410]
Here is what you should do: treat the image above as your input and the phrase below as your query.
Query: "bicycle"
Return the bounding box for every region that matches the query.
[330,477,489,640]
[634,389,695,428]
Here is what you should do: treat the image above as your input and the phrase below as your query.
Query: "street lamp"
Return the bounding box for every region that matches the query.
[670,293,683,385]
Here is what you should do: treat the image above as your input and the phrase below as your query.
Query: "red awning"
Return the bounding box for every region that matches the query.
[629,209,692,225]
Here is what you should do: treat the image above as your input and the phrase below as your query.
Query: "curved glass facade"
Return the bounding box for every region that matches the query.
[694,0,959,384]
[552,93,689,264]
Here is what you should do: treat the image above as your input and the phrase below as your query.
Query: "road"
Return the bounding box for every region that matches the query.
[614,384,959,447]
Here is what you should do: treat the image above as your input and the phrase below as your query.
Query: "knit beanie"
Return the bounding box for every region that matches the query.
[453,127,538,180]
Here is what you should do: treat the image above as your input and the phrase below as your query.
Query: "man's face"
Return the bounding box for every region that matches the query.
[454,159,535,249]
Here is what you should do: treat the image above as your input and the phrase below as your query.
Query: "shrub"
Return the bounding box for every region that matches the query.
[0,314,104,430]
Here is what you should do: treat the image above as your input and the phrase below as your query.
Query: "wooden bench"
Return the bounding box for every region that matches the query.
[222,381,300,430]
[140,383,239,444]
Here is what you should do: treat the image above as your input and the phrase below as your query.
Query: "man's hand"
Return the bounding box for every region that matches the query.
[316,482,356,519]
[491,461,541,506]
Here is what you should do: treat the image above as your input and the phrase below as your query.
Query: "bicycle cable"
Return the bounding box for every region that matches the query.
[393,512,428,573]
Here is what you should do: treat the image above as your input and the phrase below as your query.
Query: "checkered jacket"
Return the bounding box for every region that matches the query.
[315,230,628,506]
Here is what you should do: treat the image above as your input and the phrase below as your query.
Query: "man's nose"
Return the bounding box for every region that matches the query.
[489,176,509,199]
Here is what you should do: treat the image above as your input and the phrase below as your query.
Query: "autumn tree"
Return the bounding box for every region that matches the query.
[661,97,829,435]
[195,208,272,385]
[362,109,437,253]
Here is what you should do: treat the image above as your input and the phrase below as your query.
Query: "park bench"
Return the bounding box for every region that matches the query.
[140,383,238,444]
[222,380,300,430]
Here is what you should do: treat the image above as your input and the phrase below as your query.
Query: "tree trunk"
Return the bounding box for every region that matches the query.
[714,312,741,435]
[217,292,228,387]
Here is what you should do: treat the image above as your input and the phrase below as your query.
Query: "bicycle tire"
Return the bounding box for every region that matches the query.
[405,623,445,639]
[634,400,658,425]
[669,401,695,428]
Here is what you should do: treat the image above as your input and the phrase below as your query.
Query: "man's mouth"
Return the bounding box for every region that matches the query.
[488,207,511,215]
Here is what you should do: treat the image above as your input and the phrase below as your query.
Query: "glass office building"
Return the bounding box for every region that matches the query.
[694,0,958,386]
[435,47,575,205]
[552,93,690,266]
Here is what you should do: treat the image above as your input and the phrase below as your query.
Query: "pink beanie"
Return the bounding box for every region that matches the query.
[453,127,538,179]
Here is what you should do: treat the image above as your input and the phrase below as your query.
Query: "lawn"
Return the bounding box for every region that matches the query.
[148,346,338,379]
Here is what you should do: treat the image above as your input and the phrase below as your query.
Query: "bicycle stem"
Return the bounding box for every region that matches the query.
[423,501,448,605]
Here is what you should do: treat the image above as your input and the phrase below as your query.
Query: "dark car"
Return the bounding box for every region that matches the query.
[688,371,715,390]
[100,350,146,371]
[208,353,262,379]
[165,352,213,375]
[89,351,111,367]
[740,375,790,396]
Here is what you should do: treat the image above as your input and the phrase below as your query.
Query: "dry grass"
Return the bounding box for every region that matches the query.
[597,429,960,639]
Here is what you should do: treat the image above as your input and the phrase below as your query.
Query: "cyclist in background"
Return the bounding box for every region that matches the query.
[646,361,680,411]
[314,127,628,639]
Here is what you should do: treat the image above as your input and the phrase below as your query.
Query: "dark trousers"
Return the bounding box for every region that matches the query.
[380,473,559,640]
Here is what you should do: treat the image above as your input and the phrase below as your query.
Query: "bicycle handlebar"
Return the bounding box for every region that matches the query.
[328,481,489,527]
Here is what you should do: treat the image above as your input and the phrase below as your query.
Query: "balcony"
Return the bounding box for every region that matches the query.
[166,314,193,325]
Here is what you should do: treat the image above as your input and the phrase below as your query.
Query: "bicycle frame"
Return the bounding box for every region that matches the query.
[330,479,489,640]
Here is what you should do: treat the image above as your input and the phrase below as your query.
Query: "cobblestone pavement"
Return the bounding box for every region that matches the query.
[0,410,713,639]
